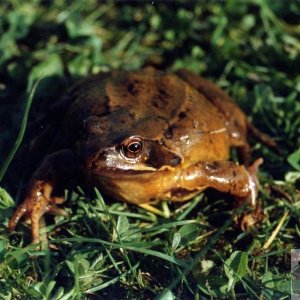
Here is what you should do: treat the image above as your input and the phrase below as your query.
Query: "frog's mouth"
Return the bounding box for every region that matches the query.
[87,163,159,180]
[80,137,182,177]
[82,146,158,176]
[94,159,158,174]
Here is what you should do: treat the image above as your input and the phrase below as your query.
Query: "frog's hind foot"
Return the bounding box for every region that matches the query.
[236,201,264,232]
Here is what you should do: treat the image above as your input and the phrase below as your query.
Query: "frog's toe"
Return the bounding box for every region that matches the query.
[247,158,264,179]
[239,213,256,231]
[237,203,264,231]
[46,203,69,216]
[28,198,65,244]
[30,210,43,244]
[8,203,28,232]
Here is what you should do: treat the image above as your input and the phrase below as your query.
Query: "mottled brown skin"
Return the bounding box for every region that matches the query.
[9,68,265,244]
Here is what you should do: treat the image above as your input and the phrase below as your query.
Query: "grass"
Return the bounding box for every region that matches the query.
[0,1,299,299]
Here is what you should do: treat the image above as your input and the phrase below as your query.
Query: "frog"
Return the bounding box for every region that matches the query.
[8,67,275,244]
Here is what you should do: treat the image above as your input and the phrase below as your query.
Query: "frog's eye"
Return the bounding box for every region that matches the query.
[121,136,143,159]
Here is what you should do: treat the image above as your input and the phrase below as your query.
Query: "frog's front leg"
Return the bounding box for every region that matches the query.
[9,150,77,244]
[178,158,263,228]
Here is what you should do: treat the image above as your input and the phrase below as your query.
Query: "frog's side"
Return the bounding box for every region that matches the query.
[9,68,267,244]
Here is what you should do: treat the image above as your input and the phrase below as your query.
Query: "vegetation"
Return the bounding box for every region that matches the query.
[0,1,299,299]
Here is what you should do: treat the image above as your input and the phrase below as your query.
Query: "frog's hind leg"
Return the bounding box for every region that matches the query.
[176,69,251,162]
[247,122,278,151]
[237,141,251,166]
[235,122,278,166]
[177,69,278,158]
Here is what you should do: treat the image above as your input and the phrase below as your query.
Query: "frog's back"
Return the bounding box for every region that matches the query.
[63,68,231,162]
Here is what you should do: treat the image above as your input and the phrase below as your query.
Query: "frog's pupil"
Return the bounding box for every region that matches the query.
[128,142,141,153]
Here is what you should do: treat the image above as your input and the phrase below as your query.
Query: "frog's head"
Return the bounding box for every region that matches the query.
[77,111,182,177]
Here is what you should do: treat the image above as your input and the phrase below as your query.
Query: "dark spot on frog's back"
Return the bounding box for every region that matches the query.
[127,83,138,95]
[151,88,170,109]
[178,111,187,119]
[158,88,170,104]
[164,124,176,139]
[158,87,169,97]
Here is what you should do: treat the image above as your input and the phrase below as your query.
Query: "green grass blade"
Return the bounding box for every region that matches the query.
[0,78,42,182]
[85,262,140,294]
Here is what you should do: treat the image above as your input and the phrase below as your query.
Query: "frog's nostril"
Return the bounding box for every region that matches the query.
[89,150,109,171]
[88,150,107,163]
[82,148,107,170]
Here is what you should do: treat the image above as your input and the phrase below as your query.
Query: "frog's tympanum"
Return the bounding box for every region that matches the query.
[9,68,275,244]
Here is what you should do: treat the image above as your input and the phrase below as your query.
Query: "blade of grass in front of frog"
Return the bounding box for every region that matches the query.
[52,236,188,267]
[175,194,204,221]
[85,262,140,294]
[0,77,43,183]
[88,191,123,274]
[213,250,260,299]
[156,203,265,299]
[155,207,237,300]
[126,219,210,238]
[94,188,137,280]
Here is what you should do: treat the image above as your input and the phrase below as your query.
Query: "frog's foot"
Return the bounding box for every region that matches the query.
[8,180,66,244]
[237,202,264,231]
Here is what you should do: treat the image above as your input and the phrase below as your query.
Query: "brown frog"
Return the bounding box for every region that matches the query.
[8,68,275,244]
